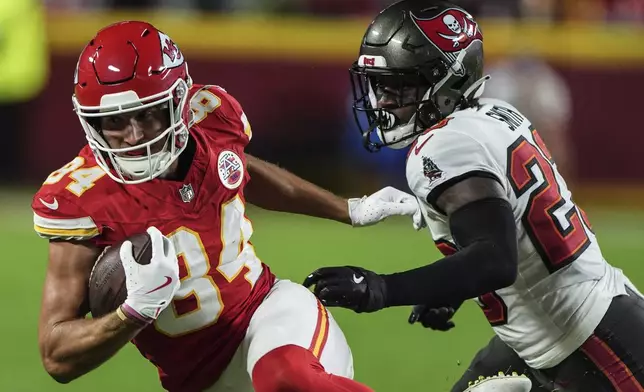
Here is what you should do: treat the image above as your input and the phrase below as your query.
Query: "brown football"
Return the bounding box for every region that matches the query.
[88,232,153,318]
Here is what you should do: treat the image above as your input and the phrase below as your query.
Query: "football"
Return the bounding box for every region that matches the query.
[88,232,153,318]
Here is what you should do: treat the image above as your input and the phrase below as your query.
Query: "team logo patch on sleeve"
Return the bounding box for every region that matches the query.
[218,150,244,190]
[423,156,444,183]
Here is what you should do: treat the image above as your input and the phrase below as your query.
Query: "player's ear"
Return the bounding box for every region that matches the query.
[434,175,506,215]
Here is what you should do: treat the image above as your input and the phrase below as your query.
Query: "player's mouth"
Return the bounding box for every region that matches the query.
[124,149,146,157]
[119,139,167,157]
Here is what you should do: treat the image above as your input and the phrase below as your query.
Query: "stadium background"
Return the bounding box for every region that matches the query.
[2,0,644,390]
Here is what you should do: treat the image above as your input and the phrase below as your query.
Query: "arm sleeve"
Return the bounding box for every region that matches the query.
[383,197,518,308]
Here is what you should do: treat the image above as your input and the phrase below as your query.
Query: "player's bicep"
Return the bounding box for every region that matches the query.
[435,176,507,216]
[40,241,102,337]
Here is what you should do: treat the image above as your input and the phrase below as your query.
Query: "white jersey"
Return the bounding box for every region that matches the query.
[406,98,632,369]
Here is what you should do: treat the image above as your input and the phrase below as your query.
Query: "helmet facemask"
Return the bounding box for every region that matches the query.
[350,50,474,152]
[73,78,191,184]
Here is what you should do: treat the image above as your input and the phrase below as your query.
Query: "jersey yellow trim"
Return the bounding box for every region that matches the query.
[34,224,99,238]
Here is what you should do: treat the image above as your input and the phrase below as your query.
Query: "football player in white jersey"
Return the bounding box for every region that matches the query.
[304,1,644,391]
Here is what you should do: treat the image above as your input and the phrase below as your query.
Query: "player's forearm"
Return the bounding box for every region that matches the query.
[383,198,518,308]
[382,240,516,307]
[245,154,351,224]
[41,311,143,383]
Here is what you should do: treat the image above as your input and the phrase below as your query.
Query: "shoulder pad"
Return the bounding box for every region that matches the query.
[32,152,109,240]
[189,84,252,144]
[406,127,505,208]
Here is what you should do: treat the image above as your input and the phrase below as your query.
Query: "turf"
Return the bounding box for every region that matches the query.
[2,189,643,391]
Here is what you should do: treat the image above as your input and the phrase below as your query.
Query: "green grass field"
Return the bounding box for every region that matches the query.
[2,188,644,391]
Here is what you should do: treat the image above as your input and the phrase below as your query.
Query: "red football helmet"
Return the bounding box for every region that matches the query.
[73,21,193,184]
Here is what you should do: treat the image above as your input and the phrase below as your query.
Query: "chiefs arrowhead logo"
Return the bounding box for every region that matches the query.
[411,9,482,55]
[158,31,184,69]
[163,38,180,62]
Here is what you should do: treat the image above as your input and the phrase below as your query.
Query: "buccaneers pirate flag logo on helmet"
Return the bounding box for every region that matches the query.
[411,8,482,62]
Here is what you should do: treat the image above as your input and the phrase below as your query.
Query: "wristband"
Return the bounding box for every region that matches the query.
[118,304,152,327]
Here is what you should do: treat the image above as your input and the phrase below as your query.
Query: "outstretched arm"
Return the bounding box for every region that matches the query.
[244,153,421,227]
[381,176,518,308]
[244,153,351,224]
[304,176,518,313]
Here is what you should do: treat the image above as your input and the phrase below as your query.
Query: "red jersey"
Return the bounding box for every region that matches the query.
[32,84,275,391]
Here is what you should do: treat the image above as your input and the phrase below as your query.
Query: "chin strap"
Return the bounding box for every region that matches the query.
[461,74,491,106]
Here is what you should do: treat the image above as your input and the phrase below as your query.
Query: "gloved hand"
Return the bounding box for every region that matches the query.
[303,266,387,313]
[408,304,457,331]
[120,226,180,325]
[348,186,425,230]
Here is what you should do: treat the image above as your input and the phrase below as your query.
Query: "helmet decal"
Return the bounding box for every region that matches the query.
[349,1,486,152]
[158,31,184,69]
[411,8,482,61]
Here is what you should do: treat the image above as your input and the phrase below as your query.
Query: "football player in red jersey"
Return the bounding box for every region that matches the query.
[32,21,421,392]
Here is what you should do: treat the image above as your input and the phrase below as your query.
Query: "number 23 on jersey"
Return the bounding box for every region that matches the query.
[433,128,594,327]
[508,128,592,273]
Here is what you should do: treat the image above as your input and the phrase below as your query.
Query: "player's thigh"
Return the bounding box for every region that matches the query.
[452,335,547,392]
[244,279,354,379]
[538,288,644,392]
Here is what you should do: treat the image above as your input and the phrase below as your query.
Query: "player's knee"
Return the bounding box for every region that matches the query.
[251,345,325,392]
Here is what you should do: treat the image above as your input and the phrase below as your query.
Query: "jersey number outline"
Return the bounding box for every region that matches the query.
[154,195,263,337]
[434,130,593,327]
[189,86,252,139]
[44,157,106,197]
[190,87,222,124]
[507,130,591,274]
[435,240,508,326]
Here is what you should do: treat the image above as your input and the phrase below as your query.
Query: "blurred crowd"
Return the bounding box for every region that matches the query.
[46,0,644,22]
[4,0,642,188]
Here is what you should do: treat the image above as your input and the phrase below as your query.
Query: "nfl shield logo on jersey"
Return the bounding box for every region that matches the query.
[179,184,195,203]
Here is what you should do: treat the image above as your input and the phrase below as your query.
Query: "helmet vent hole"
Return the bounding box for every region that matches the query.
[141,29,150,38]
[89,40,95,46]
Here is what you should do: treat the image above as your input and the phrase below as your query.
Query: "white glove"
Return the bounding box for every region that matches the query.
[120,226,180,325]
[348,186,425,230]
